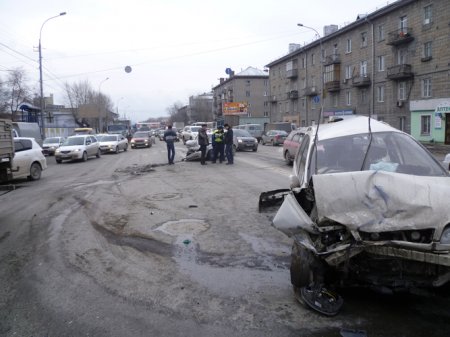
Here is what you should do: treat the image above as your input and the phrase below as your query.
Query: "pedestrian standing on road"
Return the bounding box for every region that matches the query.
[224,123,234,165]
[211,126,225,163]
[198,124,209,165]
[163,125,177,165]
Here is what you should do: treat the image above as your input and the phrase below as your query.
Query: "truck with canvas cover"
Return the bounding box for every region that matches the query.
[0,119,14,182]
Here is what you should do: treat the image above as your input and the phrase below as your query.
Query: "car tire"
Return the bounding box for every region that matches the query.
[284,151,292,165]
[182,137,186,145]
[252,147,257,152]
[115,146,119,154]
[124,144,128,152]
[56,159,62,164]
[272,140,276,146]
[96,149,101,158]
[262,140,265,145]
[82,151,88,162]
[28,162,42,181]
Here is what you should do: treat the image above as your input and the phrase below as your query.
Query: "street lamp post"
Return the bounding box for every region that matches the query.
[98,77,109,132]
[39,12,66,139]
[297,23,324,125]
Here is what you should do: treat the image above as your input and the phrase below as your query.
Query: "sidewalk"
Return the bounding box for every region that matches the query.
[421,142,450,155]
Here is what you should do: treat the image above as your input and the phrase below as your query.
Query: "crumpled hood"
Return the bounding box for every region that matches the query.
[313,170,450,233]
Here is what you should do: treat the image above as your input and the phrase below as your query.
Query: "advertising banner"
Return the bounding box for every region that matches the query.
[223,102,248,115]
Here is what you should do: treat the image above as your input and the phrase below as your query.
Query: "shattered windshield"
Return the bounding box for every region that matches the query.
[310,132,447,177]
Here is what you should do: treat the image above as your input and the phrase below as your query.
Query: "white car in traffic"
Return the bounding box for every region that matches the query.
[98,134,128,154]
[55,135,101,163]
[12,137,47,181]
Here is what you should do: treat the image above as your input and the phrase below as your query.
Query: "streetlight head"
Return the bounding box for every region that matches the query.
[297,23,304,27]
[60,12,67,16]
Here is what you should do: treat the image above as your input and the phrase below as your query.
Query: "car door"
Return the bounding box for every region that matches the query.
[12,139,32,178]
[90,136,99,155]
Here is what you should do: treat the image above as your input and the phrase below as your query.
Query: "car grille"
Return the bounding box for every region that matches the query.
[60,150,72,154]
[359,228,434,244]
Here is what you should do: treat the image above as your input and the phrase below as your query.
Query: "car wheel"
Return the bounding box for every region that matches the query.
[96,149,101,158]
[28,162,42,181]
[182,137,186,145]
[56,159,62,164]
[115,146,119,154]
[290,240,324,288]
[272,140,276,146]
[284,151,292,165]
[124,144,128,152]
[82,151,88,162]
[262,139,265,145]
[252,147,257,152]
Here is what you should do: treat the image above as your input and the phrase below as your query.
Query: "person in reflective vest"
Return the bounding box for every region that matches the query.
[211,126,225,163]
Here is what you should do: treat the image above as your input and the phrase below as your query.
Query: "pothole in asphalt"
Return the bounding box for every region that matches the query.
[155,219,209,236]
[115,164,155,176]
[147,192,182,201]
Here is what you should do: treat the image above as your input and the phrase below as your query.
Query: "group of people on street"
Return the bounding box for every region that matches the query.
[197,123,233,165]
[163,123,234,166]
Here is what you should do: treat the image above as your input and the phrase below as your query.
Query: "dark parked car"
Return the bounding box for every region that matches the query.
[261,130,288,146]
[232,129,258,152]
[282,128,307,165]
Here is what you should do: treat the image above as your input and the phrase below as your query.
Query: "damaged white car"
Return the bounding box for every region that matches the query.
[261,116,450,315]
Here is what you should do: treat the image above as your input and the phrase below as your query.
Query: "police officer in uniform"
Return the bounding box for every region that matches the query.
[211,126,225,163]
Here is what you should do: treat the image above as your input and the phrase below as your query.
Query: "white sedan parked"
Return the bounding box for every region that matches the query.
[12,137,47,181]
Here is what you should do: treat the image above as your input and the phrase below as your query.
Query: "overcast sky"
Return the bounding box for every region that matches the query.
[0,0,394,122]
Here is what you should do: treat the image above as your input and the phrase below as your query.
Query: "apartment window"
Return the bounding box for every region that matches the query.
[246,91,250,97]
[285,102,289,113]
[360,60,368,76]
[264,79,268,86]
[420,115,431,136]
[332,93,339,107]
[311,53,315,66]
[400,16,408,33]
[264,111,269,117]
[422,78,432,97]
[311,97,316,110]
[423,4,432,25]
[377,55,385,72]
[301,98,306,108]
[345,65,352,79]
[377,24,385,41]
[346,91,351,106]
[398,81,406,101]
[397,48,407,64]
[423,41,432,60]
[301,57,306,69]
[263,91,268,97]
[264,101,268,107]
[361,32,368,47]
[346,38,352,53]
[399,116,406,132]
[361,89,368,104]
[377,85,385,102]
[246,80,251,86]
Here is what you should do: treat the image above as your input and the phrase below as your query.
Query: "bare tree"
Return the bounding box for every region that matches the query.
[0,68,32,119]
[167,101,188,124]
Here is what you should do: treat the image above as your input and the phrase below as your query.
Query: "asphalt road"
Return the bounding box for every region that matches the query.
[1,140,449,337]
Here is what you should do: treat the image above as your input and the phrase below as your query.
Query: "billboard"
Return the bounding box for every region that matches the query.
[223,102,248,115]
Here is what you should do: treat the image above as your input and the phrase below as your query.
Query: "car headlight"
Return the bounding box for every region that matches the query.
[131,140,135,143]
[55,149,60,154]
[254,139,258,143]
[238,139,243,143]
[74,148,81,152]
[441,226,450,244]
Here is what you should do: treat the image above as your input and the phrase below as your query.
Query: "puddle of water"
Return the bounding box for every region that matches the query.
[155,219,208,235]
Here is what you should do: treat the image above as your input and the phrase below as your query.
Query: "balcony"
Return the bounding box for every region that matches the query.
[386,28,414,46]
[352,75,371,87]
[286,68,298,79]
[304,86,318,96]
[387,64,413,80]
[287,90,299,99]
[325,81,340,92]
[269,95,277,103]
[324,54,341,66]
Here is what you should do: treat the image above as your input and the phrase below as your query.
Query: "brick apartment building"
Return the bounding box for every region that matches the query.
[266,0,450,143]
[212,67,269,123]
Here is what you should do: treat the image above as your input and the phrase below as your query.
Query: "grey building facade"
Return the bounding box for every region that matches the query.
[212,67,269,122]
[266,0,450,137]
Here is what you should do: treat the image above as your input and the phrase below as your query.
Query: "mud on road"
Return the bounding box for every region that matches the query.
[1,144,450,337]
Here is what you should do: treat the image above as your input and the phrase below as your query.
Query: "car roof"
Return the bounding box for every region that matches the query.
[308,116,401,141]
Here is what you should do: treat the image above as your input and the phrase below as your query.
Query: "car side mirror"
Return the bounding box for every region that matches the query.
[86,141,91,145]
